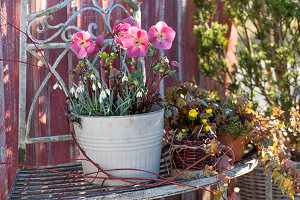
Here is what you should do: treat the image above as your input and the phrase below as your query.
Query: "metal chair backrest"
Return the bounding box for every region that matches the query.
[18,0,141,164]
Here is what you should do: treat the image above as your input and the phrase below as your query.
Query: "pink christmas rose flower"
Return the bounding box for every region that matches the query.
[148,21,176,49]
[121,27,149,58]
[113,17,139,46]
[70,31,95,59]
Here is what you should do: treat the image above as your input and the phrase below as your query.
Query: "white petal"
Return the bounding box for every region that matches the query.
[53,83,61,90]
[90,74,96,80]
[70,87,75,94]
[98,82,102,88]
[105,89,110,96]
[92,84,96,91]
[122,75,128,82]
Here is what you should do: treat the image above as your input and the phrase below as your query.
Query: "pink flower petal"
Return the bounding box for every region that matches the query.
[155,21,168,32]
[148,26,158,40]
[137,44,148,57]
[138,29,149,44]
[126,46,140,58]
[81,31,91,40]
[128,26,139,38]
[162,27,176,42]
[121,35,135,48]
[72,32,83,41]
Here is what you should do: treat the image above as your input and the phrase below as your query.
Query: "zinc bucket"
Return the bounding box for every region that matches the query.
[73,109,164,186]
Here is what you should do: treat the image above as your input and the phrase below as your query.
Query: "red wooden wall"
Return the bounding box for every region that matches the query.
[0,0,236,199]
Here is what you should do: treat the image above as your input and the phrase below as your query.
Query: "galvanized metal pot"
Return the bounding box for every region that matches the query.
[72,108,164,186]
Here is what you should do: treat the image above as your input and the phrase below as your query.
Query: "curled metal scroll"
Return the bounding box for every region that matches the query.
[27,2,131,44]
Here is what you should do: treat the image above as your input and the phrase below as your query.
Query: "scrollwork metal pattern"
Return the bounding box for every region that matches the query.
[20,0,140,144]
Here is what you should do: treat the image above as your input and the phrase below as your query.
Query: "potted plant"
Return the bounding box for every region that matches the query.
[215,94,254,161]
[164,82,219,178]
[55,17,178,186]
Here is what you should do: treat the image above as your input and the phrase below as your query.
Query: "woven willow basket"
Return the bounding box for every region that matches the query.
[237,162,300,200]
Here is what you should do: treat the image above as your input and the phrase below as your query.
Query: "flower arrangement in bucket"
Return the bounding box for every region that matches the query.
[164,82,221,179]
[57,17,178,186]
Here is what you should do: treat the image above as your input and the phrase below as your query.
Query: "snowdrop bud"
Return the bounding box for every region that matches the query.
[75,92,79,98]
[70,87,76,94]
[92,84,96,91]
[90,74,96,80]
[164,57,169,64]
[76,85,84,93]
[97,82,102,88]
[99,90,107,103]
[105,89,110,96]
[53,83,62,90]
[136,91,143,98]
[122,74,128,82]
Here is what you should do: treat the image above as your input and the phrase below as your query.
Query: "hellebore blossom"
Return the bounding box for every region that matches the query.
[148,21,176,49]
[121,27,149,58]
[70,31,95,59]
[113,17,139,46]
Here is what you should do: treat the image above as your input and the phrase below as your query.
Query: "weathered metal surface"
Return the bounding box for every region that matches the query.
[8,156,258,199]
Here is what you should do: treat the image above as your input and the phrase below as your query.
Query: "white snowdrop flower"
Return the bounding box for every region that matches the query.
[122,74,128,82]
[180,94,184,98]
[53,83,62,90]
[70,87,76,95]
[76,85,84,93]
[164,57,169,64]
[97,82,102,89]
[99,90,107,103]
[90,74,96,80]
[136,91,143,98]
[92,84,96,91]
[83,77,87,80]
[105,89,110,96]
[75,92,79,98]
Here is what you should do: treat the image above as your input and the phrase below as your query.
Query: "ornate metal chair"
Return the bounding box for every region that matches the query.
[8,0,258,199]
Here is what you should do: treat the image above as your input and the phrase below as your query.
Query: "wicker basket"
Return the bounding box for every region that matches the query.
[237,162,300,200]
[173,139,214,170]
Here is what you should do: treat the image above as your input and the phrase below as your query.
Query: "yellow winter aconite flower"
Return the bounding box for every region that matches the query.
[181,129,186,133]
[206,109,212,114]
[189,109,198,118]
[205,125,210,132]
[202,119,207,124]
[245,108,254,114]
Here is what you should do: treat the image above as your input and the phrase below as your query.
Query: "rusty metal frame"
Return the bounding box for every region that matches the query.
[18,0,141,162]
